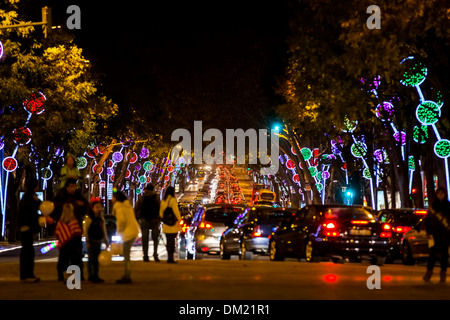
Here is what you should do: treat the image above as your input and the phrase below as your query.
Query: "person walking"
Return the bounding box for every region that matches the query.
[424,187,450,283]
[135,184,161,262]
[83,199,109,283]
[55,203,83,281]
[17,178,42,282]
[159,186,181,264]
[112,190,140,284]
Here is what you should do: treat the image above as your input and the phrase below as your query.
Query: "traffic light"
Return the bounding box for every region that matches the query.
[410,188,418,207]
[41,6,52,38]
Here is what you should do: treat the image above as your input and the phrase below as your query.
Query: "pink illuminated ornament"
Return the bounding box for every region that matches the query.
[375,102,395,121]
[112,152,123,163]
[393,131,406,146]
[140,148,149,159]
[0,40,3,59]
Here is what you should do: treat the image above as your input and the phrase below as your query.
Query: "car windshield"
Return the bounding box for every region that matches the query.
[249,209,295,222]
[321,207,375,220]
[204,207,245,223]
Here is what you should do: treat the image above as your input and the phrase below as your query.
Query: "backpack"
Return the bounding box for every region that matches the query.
[140,194,160,221]
[162,198,177,226]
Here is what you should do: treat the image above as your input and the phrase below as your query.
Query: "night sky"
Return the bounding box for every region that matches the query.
[22,0,290,135]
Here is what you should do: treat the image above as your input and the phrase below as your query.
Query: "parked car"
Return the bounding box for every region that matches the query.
[377,208,427,262]
[220,206,296,260]
[269,205,391,265]
[182,204,246,259]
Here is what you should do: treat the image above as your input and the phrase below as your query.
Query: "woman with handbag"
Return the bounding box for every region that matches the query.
[159,186,182,263]
[112,190,140,283]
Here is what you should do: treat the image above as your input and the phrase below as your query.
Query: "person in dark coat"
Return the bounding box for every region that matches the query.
[17,178,42,282]
[135,184,161,262]
[52,178,89,280]
[424,187,450,283]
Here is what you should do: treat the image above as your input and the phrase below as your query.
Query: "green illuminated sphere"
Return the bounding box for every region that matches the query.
[76,156,87,169]
[143,161,154,171]
[400,61,427,87]
[316,183,323,191]
[351,142,367,158]
[416,101,440,125]
[301,148,312,161]
[308,166,317,177]
[139,175,147,183]
[434,139,450,159]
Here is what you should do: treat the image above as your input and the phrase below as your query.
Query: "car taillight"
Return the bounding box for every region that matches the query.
[200,222,213,229]
[323,221,340,237]
[351,220,369,224]
[252,226,263,237]
[415,210,427,215]
[380,232,392,238]
[324,221,336,229]
[393,226,411,233]
[383,223,391,230]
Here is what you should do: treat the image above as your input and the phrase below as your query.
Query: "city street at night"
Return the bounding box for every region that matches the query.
[1,0,450,304]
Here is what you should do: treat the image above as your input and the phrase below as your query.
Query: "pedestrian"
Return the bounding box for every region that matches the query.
[55,203,83,281]
[59,154,82,188]
[159,186,181,264]
[52,178,89,280]
[424,187,450,283]
[112,190,140,284]
[135,184,161,262]
[83,198,109,283]
[17,178,42,282]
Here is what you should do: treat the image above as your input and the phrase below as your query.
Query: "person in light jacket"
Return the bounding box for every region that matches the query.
[112,190,140,283]
[159,186,181,263]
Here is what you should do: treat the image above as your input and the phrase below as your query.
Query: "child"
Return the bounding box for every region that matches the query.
[55,203,83,281]
[83,199,109,283]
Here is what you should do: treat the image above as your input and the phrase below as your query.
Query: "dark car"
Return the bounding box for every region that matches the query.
[182,204,247,259]
[269,205,392,265]
[377,208,427,262]
[220,206,296,260]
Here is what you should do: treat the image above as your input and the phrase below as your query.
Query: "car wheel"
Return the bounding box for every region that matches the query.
[239,241,253,260]
[402,242,415,265]
[305,239,320,263]
[220,240,231,260]
[269,239,284,261]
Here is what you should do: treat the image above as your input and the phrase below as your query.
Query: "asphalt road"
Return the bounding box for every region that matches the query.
[0,242,448,301]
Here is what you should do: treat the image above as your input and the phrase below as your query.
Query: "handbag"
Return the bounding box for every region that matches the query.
[162,198,177,226]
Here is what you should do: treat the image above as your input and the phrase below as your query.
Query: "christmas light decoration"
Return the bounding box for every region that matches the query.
[413,125,428,144]
[76,156,87,169]
[112,151,123,163]
[2,157,18,172]
[23,92,46,115]
[140,148,149,159]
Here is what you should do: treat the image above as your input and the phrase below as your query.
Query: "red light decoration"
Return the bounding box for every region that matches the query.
[167,165,174,172]
[23,92,46,115]
[2,157,18,172]
[286,159,295,170]
[293,174,300,183]
[13,127,32,145]
[164,175,170,181]
[126,152,138,164]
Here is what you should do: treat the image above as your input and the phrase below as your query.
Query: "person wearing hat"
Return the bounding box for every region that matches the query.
[135,184,161,262]
[59,153,82,188]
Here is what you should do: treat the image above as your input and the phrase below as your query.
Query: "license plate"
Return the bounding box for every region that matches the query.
[350,229,371,236]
